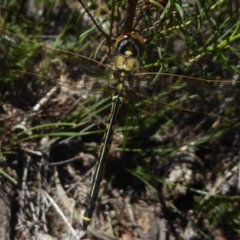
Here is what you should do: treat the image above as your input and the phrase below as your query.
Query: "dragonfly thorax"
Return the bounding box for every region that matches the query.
[111,53,139,95]
[114,55,139,73]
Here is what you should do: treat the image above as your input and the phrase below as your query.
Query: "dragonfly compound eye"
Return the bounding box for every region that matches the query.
[115,33,145,58]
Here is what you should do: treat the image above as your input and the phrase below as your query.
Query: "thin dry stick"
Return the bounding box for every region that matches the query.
[78,0,110,41]
[121,0,138,34]
[44,191,81,240]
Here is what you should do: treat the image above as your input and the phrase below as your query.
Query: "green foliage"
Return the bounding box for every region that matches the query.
[195,195,240,237]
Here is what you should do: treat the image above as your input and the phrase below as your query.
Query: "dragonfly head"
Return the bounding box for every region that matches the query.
[115,33,145,58]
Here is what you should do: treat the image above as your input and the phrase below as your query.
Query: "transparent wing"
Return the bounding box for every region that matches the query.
[0,30,113,137]
[120,70,240,149]
[1,29,239,149]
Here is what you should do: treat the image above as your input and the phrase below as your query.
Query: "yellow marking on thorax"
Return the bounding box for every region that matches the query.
[115,55,138,72]
[116,82,123,92]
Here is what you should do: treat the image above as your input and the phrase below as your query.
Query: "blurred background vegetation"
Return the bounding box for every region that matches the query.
[1,0,240,239]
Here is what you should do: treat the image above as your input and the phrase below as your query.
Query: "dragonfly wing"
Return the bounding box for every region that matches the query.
[120,72,239,148]
[0,30,112,107]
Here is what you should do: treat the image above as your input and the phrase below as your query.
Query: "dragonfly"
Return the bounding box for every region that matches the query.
[0,29,239,231]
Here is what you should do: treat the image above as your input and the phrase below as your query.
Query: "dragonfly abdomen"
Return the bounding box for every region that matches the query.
[83,94,123,230]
